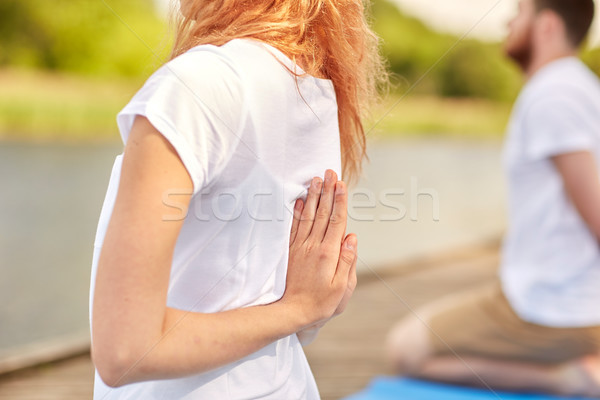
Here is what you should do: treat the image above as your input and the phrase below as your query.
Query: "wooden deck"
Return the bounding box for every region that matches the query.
[0,241,499,400]
[306,241,500,400]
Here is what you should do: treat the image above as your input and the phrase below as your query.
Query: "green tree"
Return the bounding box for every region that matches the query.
[0,0,167,77]
[582,47,600,77]
[370,0,521,101]
[436,41,521,101]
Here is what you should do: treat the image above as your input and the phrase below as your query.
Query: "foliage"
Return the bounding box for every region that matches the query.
[2,0,598,102]
[370,0,522,102]
[3,0,599,141]
[582,47,600,77]
[0,0,168,78]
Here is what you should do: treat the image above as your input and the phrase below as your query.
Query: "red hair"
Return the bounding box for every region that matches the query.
[169,0,386,182]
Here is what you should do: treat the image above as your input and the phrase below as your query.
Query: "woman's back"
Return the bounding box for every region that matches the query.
[90,38,340,399]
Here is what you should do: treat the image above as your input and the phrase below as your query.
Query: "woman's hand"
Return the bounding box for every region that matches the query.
[282,169,358,338]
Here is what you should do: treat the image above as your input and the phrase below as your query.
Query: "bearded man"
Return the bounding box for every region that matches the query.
[386,0,600,396]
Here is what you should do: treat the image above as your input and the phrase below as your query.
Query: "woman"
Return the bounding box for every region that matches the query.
[90,0,384,398]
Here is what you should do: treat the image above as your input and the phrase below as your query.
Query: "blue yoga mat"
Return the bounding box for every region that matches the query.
[344,377,597,400]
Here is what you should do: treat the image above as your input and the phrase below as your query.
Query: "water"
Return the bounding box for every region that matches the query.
[349,137,506,270]
[0,137,506,359]
[0,141,122,357]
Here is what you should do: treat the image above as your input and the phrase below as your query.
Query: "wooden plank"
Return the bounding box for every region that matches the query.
[0,355,94,400]
[0,332,90,375]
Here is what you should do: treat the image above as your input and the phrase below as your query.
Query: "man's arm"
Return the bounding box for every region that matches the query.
[552,151,600,241]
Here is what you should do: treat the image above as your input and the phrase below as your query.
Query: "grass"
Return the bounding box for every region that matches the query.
[0,68,141,142]
[366,94,513,139]
[0,68,513,142]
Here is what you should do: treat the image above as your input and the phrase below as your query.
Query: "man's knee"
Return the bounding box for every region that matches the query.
[386,314,433,375]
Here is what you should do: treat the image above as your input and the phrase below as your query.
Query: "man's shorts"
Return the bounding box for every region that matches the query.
[427,282,600,364]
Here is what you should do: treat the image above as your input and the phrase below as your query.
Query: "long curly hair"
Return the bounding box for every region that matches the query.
[169,0,386,182]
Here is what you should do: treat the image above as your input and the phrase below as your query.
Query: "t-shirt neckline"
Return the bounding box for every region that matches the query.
[233,38,334,85]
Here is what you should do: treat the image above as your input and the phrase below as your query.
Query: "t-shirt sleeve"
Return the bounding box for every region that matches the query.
[522,92,596,160]
[116,49,246,195]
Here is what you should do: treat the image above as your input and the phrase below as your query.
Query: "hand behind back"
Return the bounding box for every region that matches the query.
[282,169,358,331]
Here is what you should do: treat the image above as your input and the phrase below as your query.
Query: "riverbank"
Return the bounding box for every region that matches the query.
[0,69,140,142]
[0,68,511,142]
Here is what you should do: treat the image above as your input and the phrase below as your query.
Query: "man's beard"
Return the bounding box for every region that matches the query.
[506,32,534,71]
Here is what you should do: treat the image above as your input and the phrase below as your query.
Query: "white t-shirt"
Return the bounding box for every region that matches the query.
[501,57,600,328]
[89,38,341,399]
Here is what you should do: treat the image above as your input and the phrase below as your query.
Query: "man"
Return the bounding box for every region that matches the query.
[386,0,600,396]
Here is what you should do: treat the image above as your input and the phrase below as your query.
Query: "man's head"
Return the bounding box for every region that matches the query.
[505,0,595,69]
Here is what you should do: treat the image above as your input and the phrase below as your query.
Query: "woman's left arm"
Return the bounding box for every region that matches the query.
[552,151,600,241]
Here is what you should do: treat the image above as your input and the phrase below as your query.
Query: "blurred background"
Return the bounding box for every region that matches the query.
[0,0,598,398]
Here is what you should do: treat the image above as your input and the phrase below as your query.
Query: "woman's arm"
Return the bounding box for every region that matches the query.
[552,151,600,241]
[91,116,357,387]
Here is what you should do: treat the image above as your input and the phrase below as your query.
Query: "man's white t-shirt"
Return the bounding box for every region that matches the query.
[501,57,600,328]
[89,38,341,399]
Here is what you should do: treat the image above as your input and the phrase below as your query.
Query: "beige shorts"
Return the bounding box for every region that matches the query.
[427,283,600,364]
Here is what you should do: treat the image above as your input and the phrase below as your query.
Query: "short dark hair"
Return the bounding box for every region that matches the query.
[534,0,595,47]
